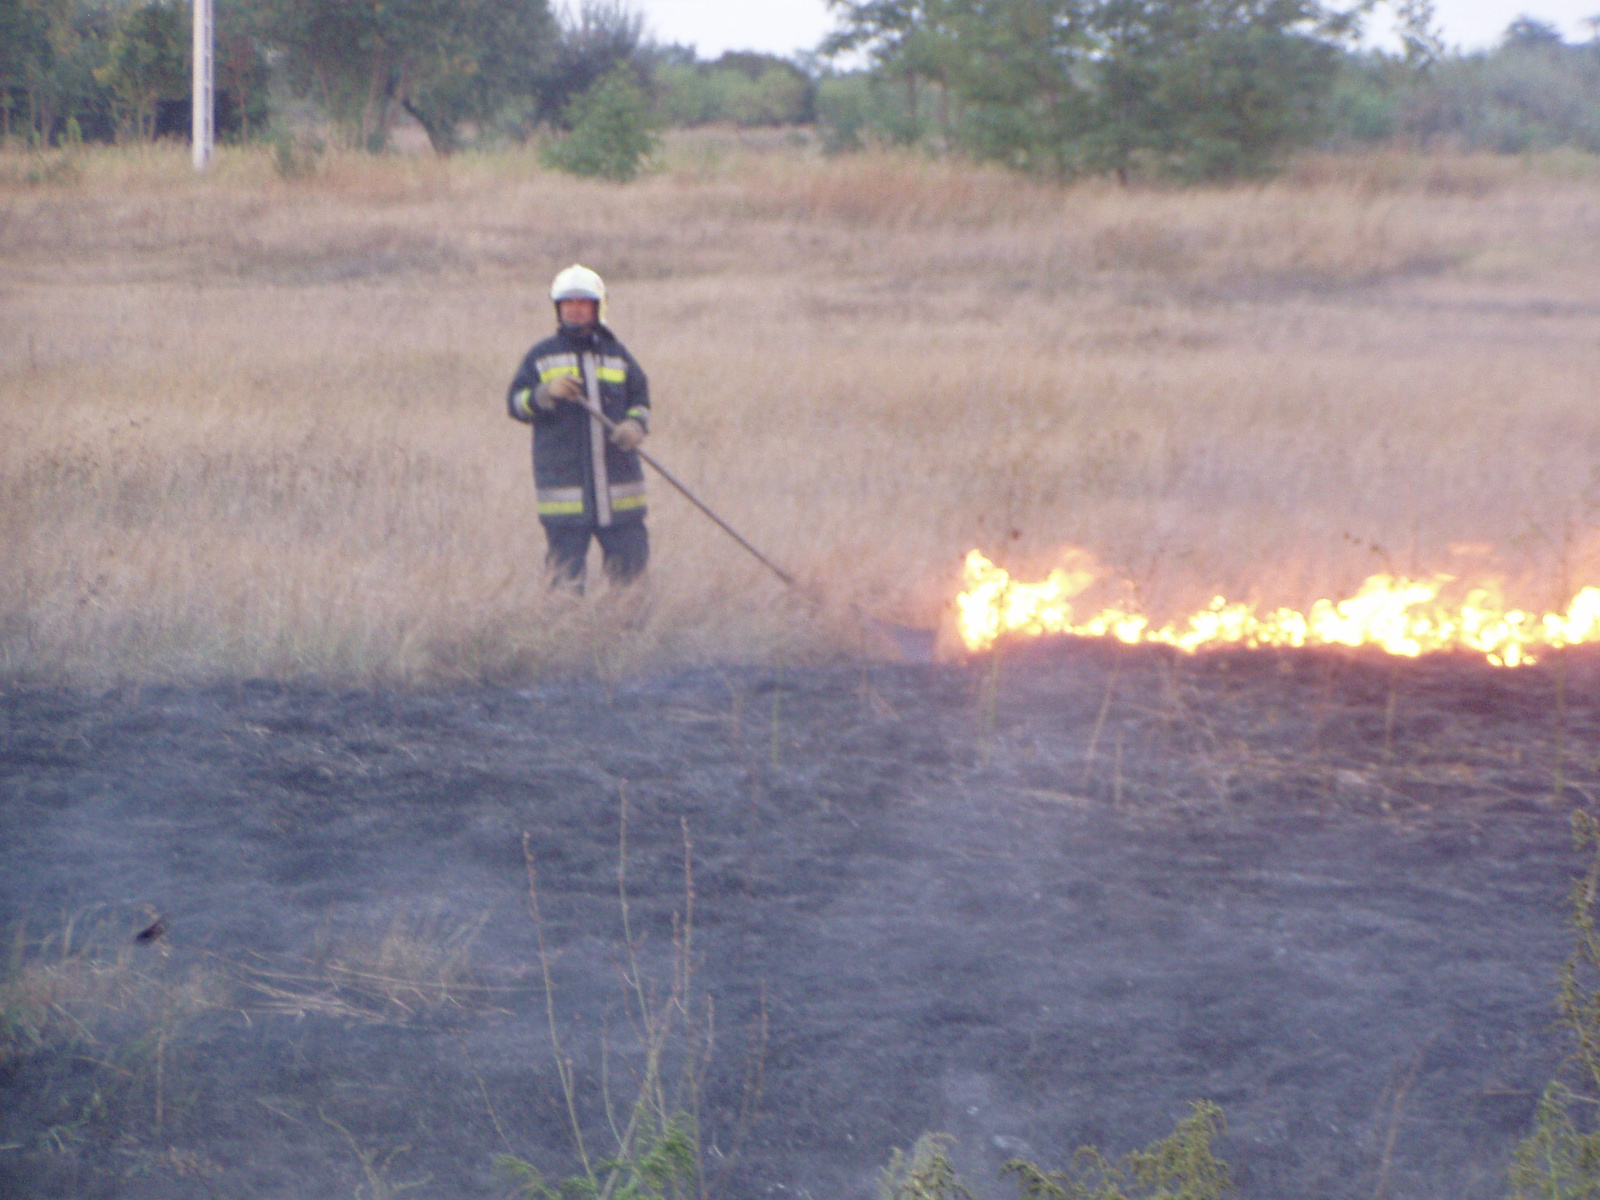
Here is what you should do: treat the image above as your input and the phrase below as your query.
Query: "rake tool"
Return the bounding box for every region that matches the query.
[580,401,940,662]
[579,401,796,587]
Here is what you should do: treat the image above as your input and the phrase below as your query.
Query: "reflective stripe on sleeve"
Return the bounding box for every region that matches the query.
[512,388,535,418]
[624,405,649,425]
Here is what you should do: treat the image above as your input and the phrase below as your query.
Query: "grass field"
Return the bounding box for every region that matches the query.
[3,138,1599,684]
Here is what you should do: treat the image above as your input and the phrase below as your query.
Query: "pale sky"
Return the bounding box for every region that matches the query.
[628,0,1599,59]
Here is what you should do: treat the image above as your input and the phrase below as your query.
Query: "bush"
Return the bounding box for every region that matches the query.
[816,73,923,153]
[269,123,323,179]
[652,55,813,128]
[1400,39,1600,153]
[1324,56,1401,145]
[543,65,658,182]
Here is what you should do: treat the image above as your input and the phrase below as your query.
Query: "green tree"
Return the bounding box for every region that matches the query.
[1392,0,1444,73]
[653,52,815,127]
[96,0,187,140]
[824,0,959,141]
[1,0,117,144]
[940,0,1095,174]
[823,0,1352,178]
[214,23,268,140]
[542,63,656,180]
[247,0,555,152]
[539,0,646,126]
[1140,1,1345,179]
[1399,22,1600,152]
[401,0,555,153]
[0,0,54,139]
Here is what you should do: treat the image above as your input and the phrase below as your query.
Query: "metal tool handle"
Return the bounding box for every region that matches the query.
[579,400,796,588]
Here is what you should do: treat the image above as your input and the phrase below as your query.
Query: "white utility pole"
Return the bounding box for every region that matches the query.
[191,0,214,171]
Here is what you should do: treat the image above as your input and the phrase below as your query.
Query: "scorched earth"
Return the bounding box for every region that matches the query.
[0,641,1592,1199]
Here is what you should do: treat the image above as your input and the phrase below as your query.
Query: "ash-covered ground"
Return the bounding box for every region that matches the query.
[3,642,1598,1200]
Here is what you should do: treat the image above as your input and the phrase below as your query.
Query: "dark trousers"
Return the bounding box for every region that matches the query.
[544,521,649,590]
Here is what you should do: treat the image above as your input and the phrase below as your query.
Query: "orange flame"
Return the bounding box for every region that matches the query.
[957,550,1600,667]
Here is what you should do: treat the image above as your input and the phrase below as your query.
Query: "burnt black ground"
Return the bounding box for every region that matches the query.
[4,642,1600,1200]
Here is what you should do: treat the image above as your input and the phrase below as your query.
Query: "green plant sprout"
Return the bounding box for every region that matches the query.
[497,796,729,1200]
[881,1102,1231,1200]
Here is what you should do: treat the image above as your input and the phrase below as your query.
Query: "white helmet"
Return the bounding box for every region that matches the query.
[550,263,607,325]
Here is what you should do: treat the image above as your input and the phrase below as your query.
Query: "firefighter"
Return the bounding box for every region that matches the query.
[507,265,651,589]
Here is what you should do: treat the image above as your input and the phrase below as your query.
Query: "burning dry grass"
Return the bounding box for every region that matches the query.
[3,140,1600,683]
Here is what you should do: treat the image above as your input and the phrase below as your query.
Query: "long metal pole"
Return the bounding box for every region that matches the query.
[580,402,795,587]
[192,0,213,171]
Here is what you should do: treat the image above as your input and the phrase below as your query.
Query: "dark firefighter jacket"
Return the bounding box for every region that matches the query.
[507,324,651,528]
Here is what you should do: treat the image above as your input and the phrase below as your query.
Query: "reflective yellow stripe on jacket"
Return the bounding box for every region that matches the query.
[535,353,579,385]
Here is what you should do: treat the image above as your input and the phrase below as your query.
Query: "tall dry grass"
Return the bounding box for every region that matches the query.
[4,140,1600,684]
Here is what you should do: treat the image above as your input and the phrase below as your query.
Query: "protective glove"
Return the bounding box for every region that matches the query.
[534,374,584,409]
[609,418,645,452]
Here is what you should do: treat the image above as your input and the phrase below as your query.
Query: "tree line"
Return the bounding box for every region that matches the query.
[820,0,1600,177]
[0,0,785,153]
[1,0,1597,179]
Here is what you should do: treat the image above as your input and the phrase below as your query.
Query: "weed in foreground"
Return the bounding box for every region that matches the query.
[1510,811,1600,1199]
[882,1102,1231,1200]
[320,1109,433,1200]
[880,1133,975,1200]
[495,798,741,1200]
[0,908,228,1167]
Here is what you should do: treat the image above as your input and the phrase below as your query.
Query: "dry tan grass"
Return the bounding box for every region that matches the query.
[4,140,1600,683]
[1,907,495,1053]
[0,911,228,1077]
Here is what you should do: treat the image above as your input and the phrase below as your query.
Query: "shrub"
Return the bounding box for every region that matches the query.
[543,65,658,182]
[654,56,813,128]
[816,72,925,153]
[269,124,324,179]
[1400,39,1600,153]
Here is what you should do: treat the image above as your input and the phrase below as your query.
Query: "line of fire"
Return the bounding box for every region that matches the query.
[956,549,1600,667]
